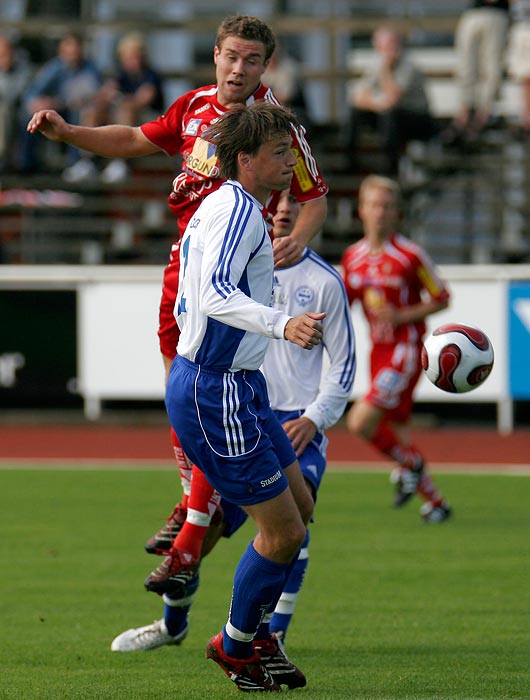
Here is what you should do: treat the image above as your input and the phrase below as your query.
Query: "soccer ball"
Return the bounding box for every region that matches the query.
[421,323,494,393]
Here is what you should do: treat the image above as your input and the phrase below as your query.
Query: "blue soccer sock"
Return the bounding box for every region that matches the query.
[269,529,310,643]
[163,573,200,637]
[223,541,291,659]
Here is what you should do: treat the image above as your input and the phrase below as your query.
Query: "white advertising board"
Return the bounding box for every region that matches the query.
[78,282,165,418]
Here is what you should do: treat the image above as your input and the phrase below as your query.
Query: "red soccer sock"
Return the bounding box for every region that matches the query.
[417,471,445,506]
[372,422,445,505]
[171,428,191,509]
[371,421,423,471]
[173,464,221,559]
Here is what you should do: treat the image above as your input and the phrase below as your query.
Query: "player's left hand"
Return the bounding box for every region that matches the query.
[284,312,326,349]
[282,416,318,456]
[273,235,303,268]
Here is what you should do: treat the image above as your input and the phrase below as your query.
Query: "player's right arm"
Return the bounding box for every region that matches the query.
[26,109,159,158]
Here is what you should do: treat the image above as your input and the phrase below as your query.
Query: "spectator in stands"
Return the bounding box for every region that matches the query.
[66,31,165,184]
[18,32,101,174]
[0,34,33,173]
[262,43,311,128]
[445,1,509,143]
[506,0,530,137]
[345,25,438,175]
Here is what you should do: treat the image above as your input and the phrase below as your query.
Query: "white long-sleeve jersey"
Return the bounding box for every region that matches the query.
[175,181,291,371]
[261,249,357,431]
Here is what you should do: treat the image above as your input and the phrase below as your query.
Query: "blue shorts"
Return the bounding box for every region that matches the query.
[166,356,296,506]
[274,409,328,496]
[220,409,328,537]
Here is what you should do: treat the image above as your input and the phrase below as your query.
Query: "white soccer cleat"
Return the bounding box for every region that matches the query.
[110,618,188,652]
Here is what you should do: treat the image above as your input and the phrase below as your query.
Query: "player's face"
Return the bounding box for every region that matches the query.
[359,186,399,240]
[272,190,301,238]
[244,135,297,202]
[214,37,269,107]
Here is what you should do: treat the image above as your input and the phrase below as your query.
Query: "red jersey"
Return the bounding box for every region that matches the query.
[341,232,450,346]
[141,83,328,236]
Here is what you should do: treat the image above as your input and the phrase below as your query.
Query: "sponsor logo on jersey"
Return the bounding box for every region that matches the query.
[194,103,211,116]
[260,470,282,488]
[184,118,202,136]
[292,147,313,192]
[184,137,219,177]
[295,286,314,307]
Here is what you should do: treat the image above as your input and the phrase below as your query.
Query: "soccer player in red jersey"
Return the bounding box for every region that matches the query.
[341,175,452,523]
[27,16,328,568]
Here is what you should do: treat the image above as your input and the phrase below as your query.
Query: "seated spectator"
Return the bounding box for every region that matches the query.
[443,1,509,145]
[262,43,311,128]
[18,32,102,174]
[0,34,33,173]
[506,0,530,137]
[345,25,438,175]
[66,31,165,184]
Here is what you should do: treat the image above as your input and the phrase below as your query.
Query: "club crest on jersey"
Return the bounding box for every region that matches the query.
[295,286,314,307]
[184,118,202,136]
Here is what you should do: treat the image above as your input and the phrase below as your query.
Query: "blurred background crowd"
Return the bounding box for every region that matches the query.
[1,0,530,268]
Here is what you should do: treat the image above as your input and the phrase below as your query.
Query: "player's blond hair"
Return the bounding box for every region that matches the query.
[358,175,401,206]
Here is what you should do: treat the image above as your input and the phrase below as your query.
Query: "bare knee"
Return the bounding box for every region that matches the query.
[347,400,383,440]
[270,522,307,561]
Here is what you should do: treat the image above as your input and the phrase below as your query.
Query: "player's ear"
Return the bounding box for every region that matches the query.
[238,152,252,171]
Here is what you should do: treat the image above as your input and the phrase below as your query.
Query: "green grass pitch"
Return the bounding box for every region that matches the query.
[1,466,529,700]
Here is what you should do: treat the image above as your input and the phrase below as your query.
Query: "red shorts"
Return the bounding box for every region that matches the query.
[365,342,422,423]
[158,240,181,360]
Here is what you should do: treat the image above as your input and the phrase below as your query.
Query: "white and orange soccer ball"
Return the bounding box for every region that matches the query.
[421,323,494,393]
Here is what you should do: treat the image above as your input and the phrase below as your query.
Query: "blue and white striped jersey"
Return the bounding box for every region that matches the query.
[175,180,291,371]
[261,249,357,430]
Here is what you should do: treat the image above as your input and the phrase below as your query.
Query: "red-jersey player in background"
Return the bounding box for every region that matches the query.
[341,175,451,523]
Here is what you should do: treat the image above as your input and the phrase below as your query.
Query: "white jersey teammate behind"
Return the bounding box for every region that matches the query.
[258,189,357,642]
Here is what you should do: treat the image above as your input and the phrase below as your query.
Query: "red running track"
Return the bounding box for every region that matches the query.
[1,423,529,471]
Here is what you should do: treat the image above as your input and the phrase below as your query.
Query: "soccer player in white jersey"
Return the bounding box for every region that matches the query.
[111,190,356,655]
[165,101,324,692]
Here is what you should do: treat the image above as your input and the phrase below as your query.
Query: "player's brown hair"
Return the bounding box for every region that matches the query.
[203,101,297,181]
[215,15,276,61]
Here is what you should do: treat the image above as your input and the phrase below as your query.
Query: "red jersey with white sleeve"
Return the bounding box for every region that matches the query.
[341,232,450,347]
[141,82,328,360]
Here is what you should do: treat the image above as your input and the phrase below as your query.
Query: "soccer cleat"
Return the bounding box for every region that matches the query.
[254,633,307,689]
[144,503,224,555]
[420,502,452,524]
[391,462,424,508]
[144,546,200,595]
[110,618,188,652]
[144,503,188,555]
[206,631,281,692]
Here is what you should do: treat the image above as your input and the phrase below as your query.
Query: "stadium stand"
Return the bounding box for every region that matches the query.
[0,1,529,266]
